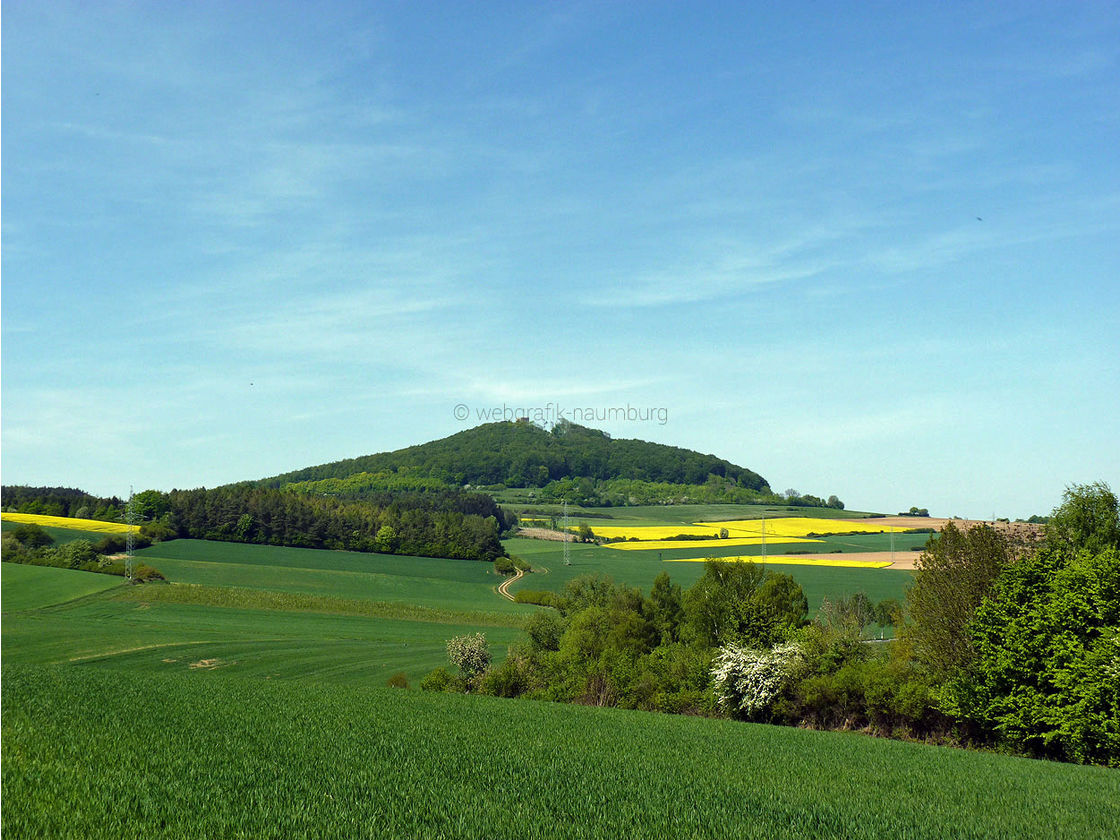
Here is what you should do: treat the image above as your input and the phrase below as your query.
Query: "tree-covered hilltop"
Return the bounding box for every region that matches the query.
[256,420,770,492]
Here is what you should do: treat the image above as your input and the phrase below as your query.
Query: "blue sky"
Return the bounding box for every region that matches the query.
[3,1,1117,518]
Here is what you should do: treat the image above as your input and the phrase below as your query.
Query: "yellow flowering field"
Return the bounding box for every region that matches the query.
[699,517,908,538]
[588,516,905,543]
[1,512,133,534]
[606,536,824,551]
[588,524,724,540]
[665,554,894,569]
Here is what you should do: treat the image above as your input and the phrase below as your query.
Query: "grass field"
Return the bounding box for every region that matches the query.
[4,664,1117,840]
[9,509,1106,838]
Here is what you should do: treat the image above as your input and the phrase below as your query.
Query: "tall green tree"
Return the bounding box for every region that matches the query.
[905,522,1027,677]
[683,560,806,648]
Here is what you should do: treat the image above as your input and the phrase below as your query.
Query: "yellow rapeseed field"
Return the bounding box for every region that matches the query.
[1,512,133,534]
[605,536,824,551]
[696,517,908,537]
[588,517,904,544]
[588,525,723,540]
[665,555,894,569]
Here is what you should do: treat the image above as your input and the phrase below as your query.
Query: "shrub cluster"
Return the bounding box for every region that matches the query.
[1,526,165,582]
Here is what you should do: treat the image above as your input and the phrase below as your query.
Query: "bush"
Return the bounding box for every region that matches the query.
[711,642,803,719]
[480,654,529,698]
[386,672,410,689]
[514,590,559,608]
[420,667,454,692]
[511,555,532,572]
[132,564,166,583]
[139,520,177,542]
[12,524,53,549]
[94,535,127,554]
[493,556,515,575]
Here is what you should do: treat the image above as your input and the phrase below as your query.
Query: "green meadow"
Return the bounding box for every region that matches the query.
[4,517,1112,839]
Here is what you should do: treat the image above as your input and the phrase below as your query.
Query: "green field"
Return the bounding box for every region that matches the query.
[6,517,1109,838]
[0,562,124,610]
[504,537,915,612]
[134,539,528,616]
[2,541,531,685]
[5,664,1117,840]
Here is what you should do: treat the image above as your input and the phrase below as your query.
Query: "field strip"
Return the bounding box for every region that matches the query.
[664,555,895,569]
[497,566,524,601]
[111,582,525,627]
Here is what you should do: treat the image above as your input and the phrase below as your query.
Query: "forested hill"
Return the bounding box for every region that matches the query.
[256,421,769,492]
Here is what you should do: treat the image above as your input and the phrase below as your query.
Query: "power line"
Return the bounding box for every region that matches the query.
[563,500,571,566]
[125,486,136,582]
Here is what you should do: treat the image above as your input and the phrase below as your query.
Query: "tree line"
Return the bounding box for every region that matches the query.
[535,476,843,509]
[159,485,510,561]
[4,483,514,562]
[427,482,1119,767]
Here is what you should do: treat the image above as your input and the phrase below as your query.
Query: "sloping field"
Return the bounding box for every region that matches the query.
[134,540,527,616]
[1,512,133,534]
[4,664,1117,840]
[1,562,123,611]
[3,543,531,684]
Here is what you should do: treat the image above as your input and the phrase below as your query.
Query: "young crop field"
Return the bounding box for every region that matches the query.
[0,562,125,611]
[3,540,534,686]
[134,539,528,617]
[4,663,1117,840]
[3,516,1112,838]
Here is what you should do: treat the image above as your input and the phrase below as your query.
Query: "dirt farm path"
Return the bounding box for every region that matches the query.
[497,566,524,601]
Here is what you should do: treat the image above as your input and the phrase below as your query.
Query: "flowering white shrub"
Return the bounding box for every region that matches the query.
[711,642,803,716]
[446,633,491,678]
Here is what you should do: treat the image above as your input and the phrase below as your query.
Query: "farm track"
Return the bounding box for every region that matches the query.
[497,567,523,601]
